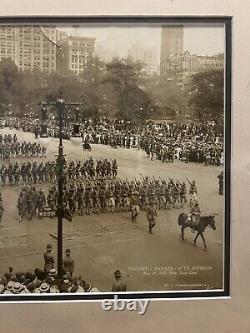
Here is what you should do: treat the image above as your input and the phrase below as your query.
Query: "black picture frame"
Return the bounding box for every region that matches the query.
[0,15,231,302]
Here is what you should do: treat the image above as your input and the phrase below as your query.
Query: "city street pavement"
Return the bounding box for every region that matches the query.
[0,128,224,292]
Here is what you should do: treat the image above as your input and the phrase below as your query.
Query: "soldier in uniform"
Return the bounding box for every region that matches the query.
[44,244,55,275]
[180,182,187,207]
[32,161,38,184]
[76,186,85,215]
[26,191,34,220]
[139,186,147,211]
[63,249,74,277]
[89,158,95,179]
[121,184,130,212]
[91,186,100,214]
[188,202,201,233]
[189,180,198,207]
[38,162,44,183]
[218,171,223,195]
[107,187,115,213]
[17,191,26,222]
[37,189,46,217]
[95,160,101,179]
[68,188,76,216]
[189,180,197,194]
[106,161,111,179]
[84,184,92,215]
[47,188,57,212]
[114,184,122,212]
[99,185,106,213]
[7,163,14,185]
[112,159,118,178]
[26,162,32,183]
[1,165,7,185]
[130,192,140,222]
[146,200,157,234]
[49,162,55,183]
[13,162,20,186]
[75,161,81,179]
[173,182,181,208]
[68,161,74,180]
[158,183,166,210]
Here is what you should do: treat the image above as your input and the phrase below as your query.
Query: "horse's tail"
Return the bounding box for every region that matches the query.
[178,213,185,226]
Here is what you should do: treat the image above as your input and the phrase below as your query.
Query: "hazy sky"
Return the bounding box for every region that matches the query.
[59,24,225,63]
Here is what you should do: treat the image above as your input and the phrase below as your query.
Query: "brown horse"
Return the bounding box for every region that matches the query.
[178,213,216,250]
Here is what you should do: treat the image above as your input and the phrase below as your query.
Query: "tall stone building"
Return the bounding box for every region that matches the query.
[17,26,57,73]
[57,35,95,76]
[0,26,18,63]
[160,25,184,77]
[0,25,57,74]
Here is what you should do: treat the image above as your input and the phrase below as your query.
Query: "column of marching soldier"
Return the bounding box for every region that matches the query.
[15,176,198,222]
[0,134,200,224]
[0,157,118,186]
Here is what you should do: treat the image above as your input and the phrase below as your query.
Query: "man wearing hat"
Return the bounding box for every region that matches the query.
[188,202,201,233]
[0,283,4,294]
[44,244,55,274]
[111,269,126,292]
[46,268,58,285]
[130,193,140,222]
[12,282,24,294]
[63,249,74,277]
[59,278,71,293]
[50,281,60,293]
[4,281,15,294]
[146,200,157,234]
[39,282,50,293]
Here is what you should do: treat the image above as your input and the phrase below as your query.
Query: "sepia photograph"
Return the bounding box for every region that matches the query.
[0,17,231,300]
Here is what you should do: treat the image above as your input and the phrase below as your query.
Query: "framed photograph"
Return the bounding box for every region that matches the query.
[0,16,231,301]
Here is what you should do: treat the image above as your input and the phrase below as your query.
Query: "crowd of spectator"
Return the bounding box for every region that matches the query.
[1,116,223,166]
[0,246,99,294]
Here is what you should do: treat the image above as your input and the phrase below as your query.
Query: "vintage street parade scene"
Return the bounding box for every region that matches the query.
[0,24,225,295]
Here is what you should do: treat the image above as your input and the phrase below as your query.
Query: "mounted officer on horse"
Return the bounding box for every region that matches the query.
[178,212,216,250]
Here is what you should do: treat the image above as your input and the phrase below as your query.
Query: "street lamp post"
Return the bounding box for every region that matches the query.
[56,97,65,278]
[40,97,83,279]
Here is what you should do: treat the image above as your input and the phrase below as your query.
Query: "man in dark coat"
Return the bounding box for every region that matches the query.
[44,244,55,275]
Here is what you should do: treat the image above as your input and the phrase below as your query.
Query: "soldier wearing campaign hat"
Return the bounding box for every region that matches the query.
[44,244,55,274]
[146,200,157,234]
